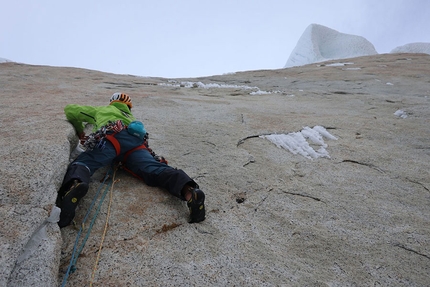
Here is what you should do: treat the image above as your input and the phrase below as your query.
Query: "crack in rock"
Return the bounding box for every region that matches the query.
[393,243,430,260]
[340,159,385,173]
[254,195,268,211]
[405,177,429,192]
[282,190,323,202]
[237,133,272,147]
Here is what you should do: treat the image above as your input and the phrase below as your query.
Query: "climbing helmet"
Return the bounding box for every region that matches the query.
[110,92,132,109]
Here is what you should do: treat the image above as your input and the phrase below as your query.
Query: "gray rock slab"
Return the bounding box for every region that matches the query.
[0,53,429,286]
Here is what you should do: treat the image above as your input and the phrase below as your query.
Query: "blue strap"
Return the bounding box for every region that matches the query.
[60,167,114,287]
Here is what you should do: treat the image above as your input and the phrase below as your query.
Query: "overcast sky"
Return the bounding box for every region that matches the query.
[1,0,429,78]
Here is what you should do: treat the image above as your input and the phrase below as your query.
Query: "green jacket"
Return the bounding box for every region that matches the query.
[64,102,136,134]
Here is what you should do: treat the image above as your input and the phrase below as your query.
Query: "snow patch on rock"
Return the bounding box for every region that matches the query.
[261,126,338,159]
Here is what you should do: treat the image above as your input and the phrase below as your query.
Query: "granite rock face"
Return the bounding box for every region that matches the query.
[1,53,429,286]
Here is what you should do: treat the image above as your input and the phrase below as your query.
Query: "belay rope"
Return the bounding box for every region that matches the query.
[89,169,118,287]
[61,165,118,287]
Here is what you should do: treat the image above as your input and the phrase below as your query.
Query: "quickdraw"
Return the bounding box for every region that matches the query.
[83,120,125,151]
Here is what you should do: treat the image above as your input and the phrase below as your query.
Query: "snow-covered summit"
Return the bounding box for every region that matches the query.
[390,42,430,55]
[0,58,12,63]
[284,24,377,68]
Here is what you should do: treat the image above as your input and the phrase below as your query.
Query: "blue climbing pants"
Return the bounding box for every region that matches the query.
[74,129,143,175]
[122,148,197,200]
[60,129,196,201]
[60,129,143,191]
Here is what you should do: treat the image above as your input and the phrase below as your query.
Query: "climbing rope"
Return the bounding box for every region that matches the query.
[60,166,116,287]
[90,168,119,286]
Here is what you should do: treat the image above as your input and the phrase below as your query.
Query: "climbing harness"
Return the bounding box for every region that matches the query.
[82,120,147,158]
[60,166,117,287]
[82,120,125,151]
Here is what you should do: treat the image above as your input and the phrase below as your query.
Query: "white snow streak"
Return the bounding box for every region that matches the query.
[261,126,337,159]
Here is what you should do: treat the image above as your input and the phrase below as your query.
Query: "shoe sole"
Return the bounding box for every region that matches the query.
[188,190,205,223]
[58,182,89,228]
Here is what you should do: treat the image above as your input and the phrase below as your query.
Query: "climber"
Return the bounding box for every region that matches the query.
[56,92,205,228]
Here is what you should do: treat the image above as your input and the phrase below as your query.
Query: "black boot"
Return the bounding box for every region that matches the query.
[57,180,89,228]
[56,164,90,228]
[187,188,206,223]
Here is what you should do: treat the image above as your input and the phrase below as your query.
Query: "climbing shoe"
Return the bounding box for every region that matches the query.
[187,188,206,223]
[57,180,89,228]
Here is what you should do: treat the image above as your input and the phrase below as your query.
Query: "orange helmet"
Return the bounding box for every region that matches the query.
[110,92,132,109]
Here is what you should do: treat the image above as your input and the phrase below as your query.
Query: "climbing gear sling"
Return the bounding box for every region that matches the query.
[82,120,125,152]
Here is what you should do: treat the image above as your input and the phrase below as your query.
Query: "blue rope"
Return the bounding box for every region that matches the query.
[61,167,114,287]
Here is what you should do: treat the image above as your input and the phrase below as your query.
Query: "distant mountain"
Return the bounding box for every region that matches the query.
[0,58,11,63]
[284,24,377,68]
[390,42,430,54]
